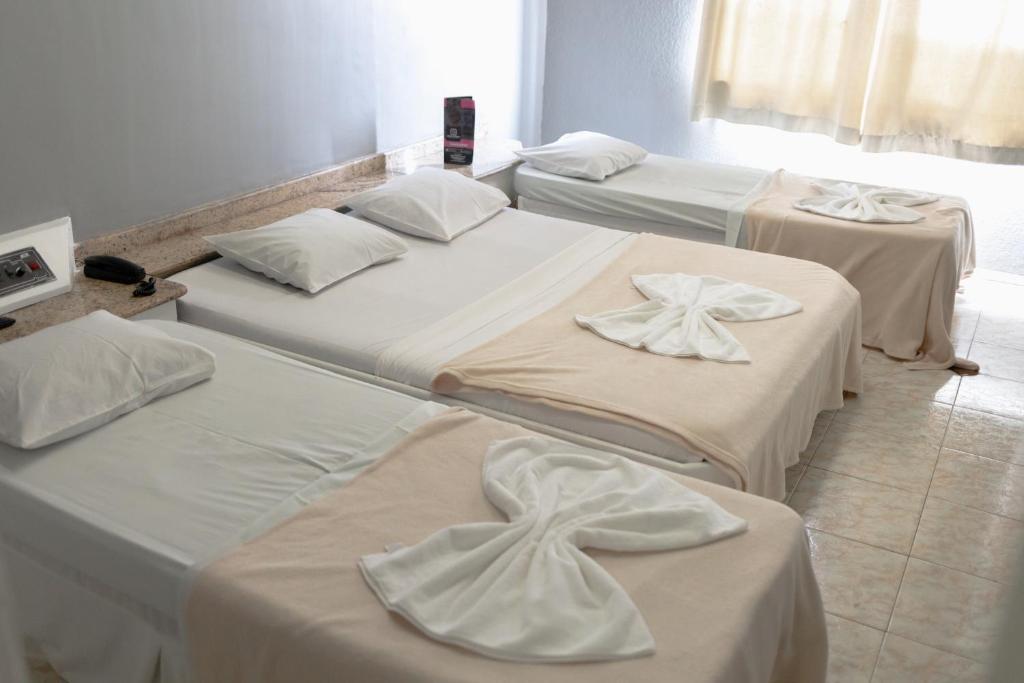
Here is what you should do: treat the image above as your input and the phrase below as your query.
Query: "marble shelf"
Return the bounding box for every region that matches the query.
[0,273,186,343]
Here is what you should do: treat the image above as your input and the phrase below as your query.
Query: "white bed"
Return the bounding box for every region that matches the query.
[0,321,448,683]
[173,208,857,497]
[173,211,741,486]
[514,154,768,242]
[0,320,830,683]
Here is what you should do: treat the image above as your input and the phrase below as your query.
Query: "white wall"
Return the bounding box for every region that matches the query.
[373,0,533,151]
[0,0,379,241]
[0,0,543,241]
[543,0,1024,275]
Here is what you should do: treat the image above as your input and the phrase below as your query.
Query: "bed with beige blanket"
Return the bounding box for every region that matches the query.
[516,158,974,371]
[0,323,827,682]
[175,209,863,500]
[741,170,975,370]
[187,408,828,683]
[430,232,862,499]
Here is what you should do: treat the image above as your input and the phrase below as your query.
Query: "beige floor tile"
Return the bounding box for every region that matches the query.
[800,411,834,464]
[833,393,951,447]
[860,353,961,404]
[811,422,939,494]
[950,306,981,343]
[790,467,924,553]
[953,336,972,358]
[929,449,1024,521]
[890,558,1008,662]
[944,406,1024,466]
[824,613,883,683]
[968,341,1024,383]
[807,530,906,630]
[911,497,1024,584]
[955,373,1024,420]
[962,279,1024,316]
[28,665,64,683]
[785,463,806,500]
[871,633,987,683]
[974,311,1024,351]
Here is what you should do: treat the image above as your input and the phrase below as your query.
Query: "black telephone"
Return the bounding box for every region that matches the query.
[83,255,146,284]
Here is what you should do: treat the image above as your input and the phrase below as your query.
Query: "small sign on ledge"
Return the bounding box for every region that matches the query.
[444,96,475,165]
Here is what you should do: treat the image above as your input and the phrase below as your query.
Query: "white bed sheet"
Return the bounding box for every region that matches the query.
[175,209,597,375]
[0,322,445,640]
[517,196,724,244]
[514,155,768,235]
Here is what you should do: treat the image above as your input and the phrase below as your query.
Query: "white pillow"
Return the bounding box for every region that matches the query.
[515,131,648,181]
[0,311,216,449]
[205,208,407,293]
[345,167,510,242]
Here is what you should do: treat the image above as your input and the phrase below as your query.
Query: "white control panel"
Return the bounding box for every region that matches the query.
[0,217,74,315]
[0,246,56,297]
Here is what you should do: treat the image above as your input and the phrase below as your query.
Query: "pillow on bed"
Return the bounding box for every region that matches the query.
[515,131,647,181]
[345,167,510,242]
[0,311,216,449]
[205,208,407,293]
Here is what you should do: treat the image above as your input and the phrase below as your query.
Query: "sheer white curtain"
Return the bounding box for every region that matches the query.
[693,0,1024,163]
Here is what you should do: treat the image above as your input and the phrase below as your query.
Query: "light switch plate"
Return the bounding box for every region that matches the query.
[0,217,74,315]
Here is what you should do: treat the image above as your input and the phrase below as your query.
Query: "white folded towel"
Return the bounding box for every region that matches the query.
[360,436,747,663]
[794,180,938,223]
[575,273,802,363]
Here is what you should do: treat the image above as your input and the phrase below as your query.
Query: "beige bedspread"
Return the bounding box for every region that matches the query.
[744,170,975,370]
[433,234,862,499]
[186,409,828,683]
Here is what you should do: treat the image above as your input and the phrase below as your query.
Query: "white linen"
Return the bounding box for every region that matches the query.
[514,131,648,181]
[793,181,939,223]
[345,167,510,242]
[176,209,599,375]
[0,321,446,682]
[518,196,725,244]
[360,436,746,663]
[515,155,769,235]
[576,274,802,363]
[0,310,215,449]
[173,212,716,472]
[204,208,407,293]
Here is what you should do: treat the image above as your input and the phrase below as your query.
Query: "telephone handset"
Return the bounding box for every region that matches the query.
[83,255,146,285]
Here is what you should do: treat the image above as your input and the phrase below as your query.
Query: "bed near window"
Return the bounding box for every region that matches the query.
[0,321,827,683]
[174,208,862,500]
[515,156,975,370]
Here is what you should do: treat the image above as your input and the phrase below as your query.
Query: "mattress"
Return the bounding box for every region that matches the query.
[514,154,768,235]
[0,322,446,681]
[517,196,724,244]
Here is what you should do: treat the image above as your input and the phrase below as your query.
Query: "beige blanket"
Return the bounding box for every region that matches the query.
[745,170,975,370]
[187,409,827,683]
[433,234,862,499]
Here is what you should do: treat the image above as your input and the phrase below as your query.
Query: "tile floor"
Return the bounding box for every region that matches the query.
[786,270,1024,682]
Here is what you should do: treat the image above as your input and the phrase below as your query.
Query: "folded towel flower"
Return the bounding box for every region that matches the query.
[575,273,802,363]
[360,436,746,663]
[793,180,938,223]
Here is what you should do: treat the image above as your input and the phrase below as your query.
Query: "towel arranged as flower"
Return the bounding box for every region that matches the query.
[575,273,802,363]
[793,180,938,223]
[359,436,747,663]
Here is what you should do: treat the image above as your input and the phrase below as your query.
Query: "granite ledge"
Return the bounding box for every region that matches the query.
[0,273,186,343]
[75,138,522,280]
